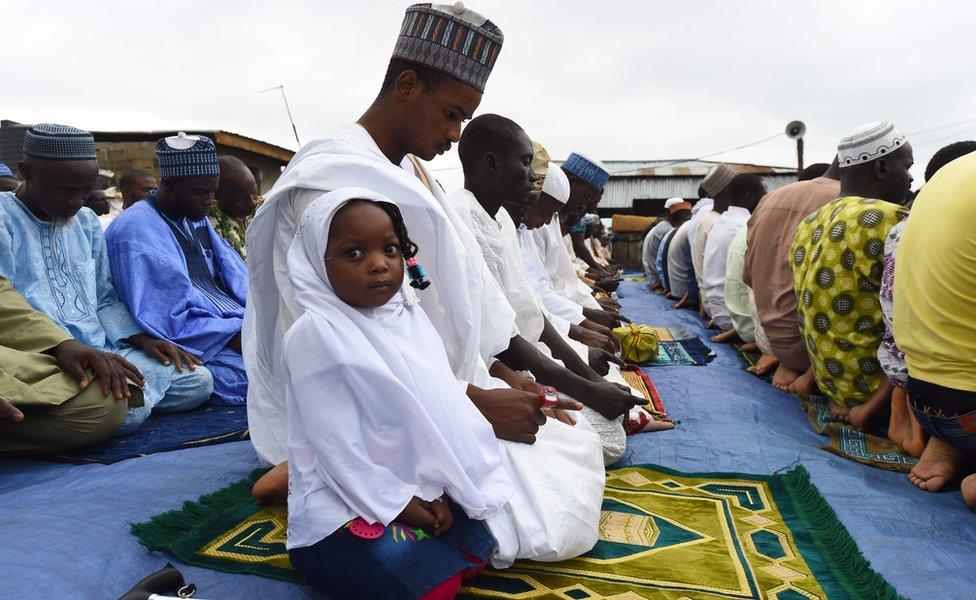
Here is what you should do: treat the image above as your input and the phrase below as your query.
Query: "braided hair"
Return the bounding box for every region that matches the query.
[374,200,430,289]
[374,201,419,260]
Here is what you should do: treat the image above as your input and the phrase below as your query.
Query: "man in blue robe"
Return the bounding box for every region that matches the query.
[0,124,213,435]
[106,133,248,405]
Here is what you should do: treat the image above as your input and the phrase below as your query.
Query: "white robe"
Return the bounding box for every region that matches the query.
[518,227,585,327]
[244,123,515,465]
[532,216,601,310]
[451,190,626,465]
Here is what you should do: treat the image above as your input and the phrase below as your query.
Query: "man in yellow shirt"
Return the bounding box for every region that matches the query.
[894,149,976,508]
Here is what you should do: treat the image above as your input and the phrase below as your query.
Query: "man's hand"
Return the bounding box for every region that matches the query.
[0,398,24,422]
[543,408,577,426]
[588,347,625,376]
[570,324,616,352]
[594,278,621,294]
[468,387,582,444]
[597,296,620,311]
[53,339,144,400]
[126,333,201,372]
[585,381,647,420]
[583,307,631,328]
[580,319,621,351]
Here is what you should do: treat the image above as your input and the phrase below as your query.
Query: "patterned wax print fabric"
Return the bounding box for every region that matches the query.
[878,220,907,387]
[209,199,262,260]
[790,196,908,407]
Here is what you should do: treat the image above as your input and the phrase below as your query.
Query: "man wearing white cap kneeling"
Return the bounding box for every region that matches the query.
[789,122,912,431]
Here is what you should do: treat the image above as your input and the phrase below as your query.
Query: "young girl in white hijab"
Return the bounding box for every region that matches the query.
[284,188,604,599]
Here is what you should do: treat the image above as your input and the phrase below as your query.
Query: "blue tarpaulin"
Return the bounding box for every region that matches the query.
[0,280,971,598]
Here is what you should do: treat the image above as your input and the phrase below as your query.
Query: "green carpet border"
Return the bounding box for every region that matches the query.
[131,464,904,598]
[130,468,302,583]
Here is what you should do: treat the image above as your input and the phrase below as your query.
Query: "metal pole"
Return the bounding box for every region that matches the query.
[259,85,301,147]
[796,137,804,172]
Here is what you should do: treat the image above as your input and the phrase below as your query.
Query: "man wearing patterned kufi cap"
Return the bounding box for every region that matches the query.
[246,2,519,471]
[106,133,249,407]
[560,152,615,279]
[0,124,213,439]
[246,4,609,588]
[789,122,912,430]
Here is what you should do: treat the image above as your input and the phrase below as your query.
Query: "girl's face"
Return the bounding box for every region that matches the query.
[325,201,405,308]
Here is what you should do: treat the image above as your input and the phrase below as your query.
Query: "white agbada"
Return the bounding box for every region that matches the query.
[450,189,626,465]
[450,189,554,342]
[518,227,585,327]
[532,216,602,310]
[286,189,604,565]
[283,189,512,550]
[244,123,516,465]
[702,206,751,330]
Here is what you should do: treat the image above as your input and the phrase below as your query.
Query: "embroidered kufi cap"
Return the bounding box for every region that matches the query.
[23,124,97,161]
[155,132,220,179]
[563,152,610,191]
[838,121,907,168]
[392,2,504,93]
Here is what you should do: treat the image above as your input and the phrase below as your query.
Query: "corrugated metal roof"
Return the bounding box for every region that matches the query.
[554,158,799,210]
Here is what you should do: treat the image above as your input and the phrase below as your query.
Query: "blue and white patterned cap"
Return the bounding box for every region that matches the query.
[155,132,220,179]
[0,163,12,177]
[23,124,97,161]
[563,152,610,191]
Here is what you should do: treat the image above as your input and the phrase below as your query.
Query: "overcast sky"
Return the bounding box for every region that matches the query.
[4,0,975,192]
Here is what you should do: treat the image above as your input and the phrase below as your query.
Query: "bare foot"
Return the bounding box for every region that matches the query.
[846,379,892,431]
[888,386,910,448]
[252,461,289,505]
[772,364,801,391]
[673,293,690,309]
[740,342,759,352]
[828,401,850,421]
[909,437,965,493]
[711,329,739,343]
[962,474,976,509]
[903,409,928,458]
[748,354,780,376]
[787,367,816,395]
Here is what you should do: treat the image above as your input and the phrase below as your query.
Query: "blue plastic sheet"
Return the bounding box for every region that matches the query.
[1,279,972,598]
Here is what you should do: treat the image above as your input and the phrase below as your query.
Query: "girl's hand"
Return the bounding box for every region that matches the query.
[395,496,436,532]
[429,496,453,536]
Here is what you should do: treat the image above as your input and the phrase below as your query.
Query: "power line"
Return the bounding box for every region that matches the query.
[609,131,784,176]
[914,124,976,149]
[906,117,976,137]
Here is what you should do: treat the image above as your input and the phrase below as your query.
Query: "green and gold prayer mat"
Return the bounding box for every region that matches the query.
[131,465,902,599]
[800,395,917,474]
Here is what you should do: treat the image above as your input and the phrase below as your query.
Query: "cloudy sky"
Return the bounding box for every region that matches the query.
[4,0,974,191]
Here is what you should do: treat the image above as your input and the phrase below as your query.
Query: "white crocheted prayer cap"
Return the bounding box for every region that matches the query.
[541,162,570,204]
[837,121,907,168]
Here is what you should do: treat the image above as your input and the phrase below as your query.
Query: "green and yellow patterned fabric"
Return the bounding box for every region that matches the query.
[131,465,901,599]
[209,198,262,260]
[790,196,907,408]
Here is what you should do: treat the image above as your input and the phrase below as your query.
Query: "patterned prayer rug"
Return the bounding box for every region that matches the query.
[642,326,716,367]
[620,366,676,435]
[39,405,249,465]
[733,345,773,382]
[131,465,902,599]
[799,395,917,473]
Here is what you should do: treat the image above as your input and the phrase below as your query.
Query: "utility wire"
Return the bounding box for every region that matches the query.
[609,131,784,175]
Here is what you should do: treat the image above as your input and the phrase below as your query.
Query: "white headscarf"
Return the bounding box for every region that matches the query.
[283,187,512,547]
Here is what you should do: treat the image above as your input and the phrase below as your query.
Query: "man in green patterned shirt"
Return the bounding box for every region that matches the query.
[210,156,261,259]
[789,122,912,427]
